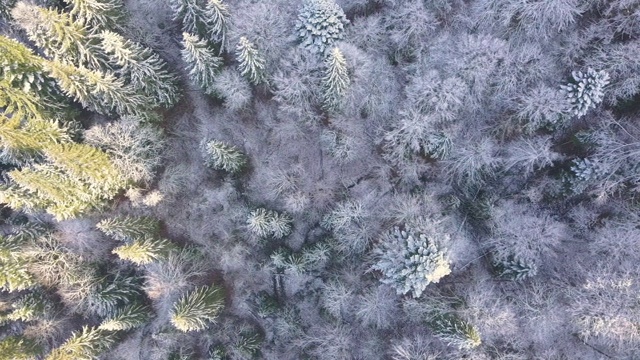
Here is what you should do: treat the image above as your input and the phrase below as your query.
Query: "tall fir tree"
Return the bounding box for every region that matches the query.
[66,0,127,31]
[0,35,68,119]
[96,216,161,242]
[321,47,350,112]
[45,326,118,360]
[45,60,149,117]
[201,139,246,173]
[0,114,70,164]
[181,32,223,95]
[11,2,108,70]
[100,31,181,108]
[0,235,36,292]
[170,0,228,44]
[98,303,152,331]
[235,36,266,85]
[170,285,225,332]
[112,236,177,265]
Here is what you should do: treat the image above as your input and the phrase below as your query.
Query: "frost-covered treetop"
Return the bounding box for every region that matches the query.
[295,0,349,55]
[372,226,451,298]
[561,68,610,118]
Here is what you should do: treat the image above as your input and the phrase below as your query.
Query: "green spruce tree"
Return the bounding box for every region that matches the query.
[45,326,118,360]
[170,0,228,44]
[12,2,108,70]
[429,313,482,350]
[99,303,152,331]
[112,236,177,265]
[96,216,161,242]
[45,60,148,117]
[246,208,293,239]
[0,235,36,292]
[181,32,223,95]
[7,290,53,322]
[0,115,71,164]
[236,36,266,85]
[170,285,225,332]
[321,47,350,112]
[201,139,247,173]
[0,336,41,360]
[100,31,181,108]
[66,0,126,31]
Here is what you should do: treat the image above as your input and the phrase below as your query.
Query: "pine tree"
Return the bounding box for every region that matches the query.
[371,226,451,298]
[100,31,181,108]
[201,139,247,173]
[96,216,161,242]
[0,35,67,119]
[246,208,293,239]
[236,36,266,85]
[170,284,225,332]
[7,290,53,322]
[11,2,108,70]
[0,336,41,360]
[66,0,126,31]
[45,326,118,360]
[181,32,223,95]
[99,303,152,331]
[0,115,71,164]
[322,47,350,112]
[45,60,149,117]
[112,236,177,265]
[492,255,537,281]
[560,68,610,118]
[295,0,349,54]
[76,272,142,317]
[429,313,481,350]
[0,236,36,292]
[170,0,228,44]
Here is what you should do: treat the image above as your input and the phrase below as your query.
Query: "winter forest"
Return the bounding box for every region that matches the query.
[1,0,640,359]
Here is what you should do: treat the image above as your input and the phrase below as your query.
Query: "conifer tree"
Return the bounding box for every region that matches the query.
[170,0,228,44]
[236,36,266,85]
[181,32,223,95]
[322,47,350,112]
[0,336,41,360]
[201,139,246,173]
[100,31,181,108]
[0,115,71,164]
[112,236,177,265]
[66,0,126,31]
[12,2,108,70]
[7,290,53,322]
[246,208,293,239]
[204,0,229,44]
[295,0,349,54]
[0,35,67,119]
[429,313,482,350]
[45,326,117,360]
[79,272,142,317]
[170,285,225,332]
[0,235,36,292]
[96,216,161,242]
[45,60,148,117]
[99,303,152,331]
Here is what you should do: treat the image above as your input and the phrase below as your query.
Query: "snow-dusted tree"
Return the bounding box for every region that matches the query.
[428,313,481,350]
[45,60,148,117]
[371,226,451,298]
[170,284,225,332]
[560,68,610,118]
[65,0,126,31]
[6,290,53,322]
[100,31,181,108]
[85,116,165,184]
[247,208,293,239]
[112,236,177,265]
[321,47,350,112]
[11,2,107,70]
[181,32,223,95]
[96,216,160,242]
[0,336,41,360]
[45,326,117,360]
[201,139,246,173]
[0,115,71,165]
[492,255,537,281]
[171,0,228,44]
[236,36,266,85]
[295,0,349,54]
[210,68,253,111]
[0,235,35,292]
[99,303,152,331]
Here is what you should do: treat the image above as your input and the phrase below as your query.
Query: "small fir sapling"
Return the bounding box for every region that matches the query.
[6,290,53,322]
[112,236,177,265]
[294,0,349,55]
[181,32,223,95]
[45,326,118,360]
[491,255,538,281]
[200,139,247,173]
[560,68,610,118]
[321,47,350,112]
[236,36,267,85]
[246,208,293,239]
[428,313,482,350]
[98,303,152,331]
[170,284,225,332]
[371,226,451,298]
[96,215,161,242]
